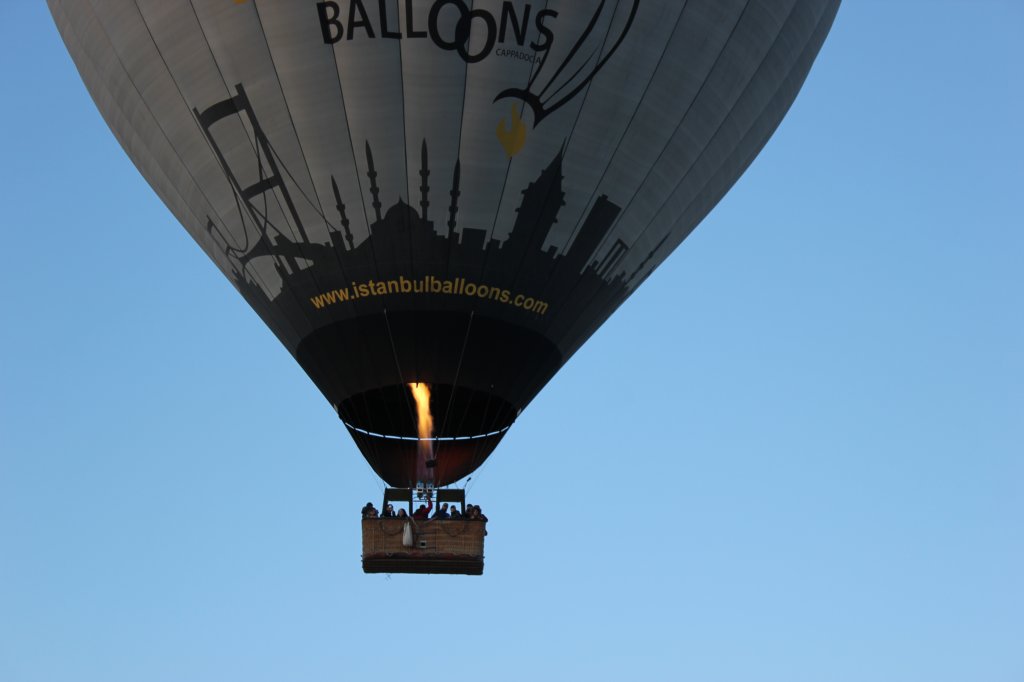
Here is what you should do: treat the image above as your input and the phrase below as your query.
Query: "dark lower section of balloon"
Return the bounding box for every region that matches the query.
[295,310,562,487]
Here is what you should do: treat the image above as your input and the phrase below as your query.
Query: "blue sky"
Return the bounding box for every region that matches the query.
[1,3,1021,681]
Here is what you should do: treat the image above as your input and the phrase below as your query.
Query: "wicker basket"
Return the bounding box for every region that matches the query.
[362,518,486,575]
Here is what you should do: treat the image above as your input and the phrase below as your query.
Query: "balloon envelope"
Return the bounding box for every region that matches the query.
[50,0,839,486]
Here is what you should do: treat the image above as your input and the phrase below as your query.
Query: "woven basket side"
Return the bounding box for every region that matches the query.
[362,518,485,556]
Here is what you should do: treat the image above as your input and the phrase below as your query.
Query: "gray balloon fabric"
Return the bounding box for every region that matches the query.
[51,0,840,486]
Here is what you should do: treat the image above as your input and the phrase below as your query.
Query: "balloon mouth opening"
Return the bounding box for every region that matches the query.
[336,384,518,441]
[342,422,513,442]
[344,423,511,488]
[338,384,517,487]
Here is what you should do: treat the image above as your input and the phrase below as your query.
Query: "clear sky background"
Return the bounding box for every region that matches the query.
[1,2,1021,681]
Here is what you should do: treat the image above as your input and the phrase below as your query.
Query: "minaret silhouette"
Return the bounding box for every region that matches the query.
[447,159,461,239]
[503,150,566,265]
[365,141,382,223]
[331,176,355,251]
[419,140,430,221]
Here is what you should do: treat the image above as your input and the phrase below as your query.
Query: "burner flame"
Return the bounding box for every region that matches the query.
[408,382,434,460]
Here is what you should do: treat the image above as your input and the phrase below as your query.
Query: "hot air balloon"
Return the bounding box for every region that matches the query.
[50,0,840,574]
